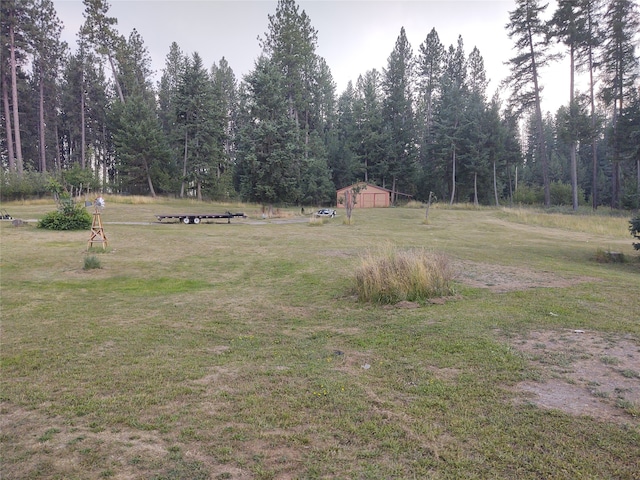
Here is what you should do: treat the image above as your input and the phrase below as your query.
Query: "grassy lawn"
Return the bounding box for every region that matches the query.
[1,199,639,479]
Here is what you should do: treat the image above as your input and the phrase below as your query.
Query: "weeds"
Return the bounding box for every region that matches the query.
[500,207,631,237]
[83,255,102,270]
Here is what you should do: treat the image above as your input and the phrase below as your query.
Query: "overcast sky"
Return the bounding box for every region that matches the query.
[52,0,571,113]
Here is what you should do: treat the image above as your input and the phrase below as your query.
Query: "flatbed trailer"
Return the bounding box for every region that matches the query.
[156,212,246,224]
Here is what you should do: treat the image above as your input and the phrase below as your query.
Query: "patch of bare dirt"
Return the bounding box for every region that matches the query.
[508,330,640,425]
[1,402,255,480]
[454,260,598,292]
[0,404,168,479]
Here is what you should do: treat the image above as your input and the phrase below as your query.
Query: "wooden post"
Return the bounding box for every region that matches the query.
[87,205,108,250]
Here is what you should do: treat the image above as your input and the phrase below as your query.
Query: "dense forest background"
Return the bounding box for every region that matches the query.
[1,0,639,209]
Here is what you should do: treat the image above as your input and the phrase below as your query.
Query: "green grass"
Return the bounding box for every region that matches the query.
[1,201,639,479]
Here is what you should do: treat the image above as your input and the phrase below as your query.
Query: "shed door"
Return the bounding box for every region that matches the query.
[360,193,375,208]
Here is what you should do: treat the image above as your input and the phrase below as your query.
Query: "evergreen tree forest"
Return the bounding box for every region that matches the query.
[2,0,639,209]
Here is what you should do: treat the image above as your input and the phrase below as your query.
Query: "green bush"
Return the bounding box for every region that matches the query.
[549,181,586,206]
[38,199,92,230]
[0,170,51,201]
[512,185,543,205]
[513,183,586,206]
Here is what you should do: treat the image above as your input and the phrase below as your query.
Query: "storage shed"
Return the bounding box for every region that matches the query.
[336,182,391,208]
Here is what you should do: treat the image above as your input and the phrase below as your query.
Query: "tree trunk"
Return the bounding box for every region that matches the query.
[612,160,620,209]
[527,23,549,206]
[507,162,514,205]
[569,44,578,211]
[588,30,598,210]
[637,158,640,207]
[108,53,125,103]
[449,144,456,205]
[391,176,396,205]
[143,158,157,197]
[611,43,625,210]
[2,74,15,171]
[611,102,620,209]
[81,68,86,169]
[570,143,578,209]
[473,171,478,207]
[493,160,500,206]
[180,129,188,197]
[9,23,23,175]
[102,124,107,191]
[345,190,354,224]
[38,66,47,172]
[55,122,61,171]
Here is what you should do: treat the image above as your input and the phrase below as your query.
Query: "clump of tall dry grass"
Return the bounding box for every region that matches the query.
[354,245,455,304]
[500,207,631,237]
[308,215,327,226]
[102,194,161,205]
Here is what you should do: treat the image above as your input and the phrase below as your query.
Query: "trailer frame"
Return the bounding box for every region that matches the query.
[155,212,246,224]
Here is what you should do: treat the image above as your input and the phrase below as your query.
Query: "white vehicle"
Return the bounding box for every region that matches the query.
[315,209,336,218]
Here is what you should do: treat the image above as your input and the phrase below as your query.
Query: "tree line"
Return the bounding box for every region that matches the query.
[1,0,639,209]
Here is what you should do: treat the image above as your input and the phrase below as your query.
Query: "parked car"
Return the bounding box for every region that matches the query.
[315,208,336,218]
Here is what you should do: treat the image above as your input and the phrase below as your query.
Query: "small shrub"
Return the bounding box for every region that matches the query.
[594,248,625,263]
[630,215,640,251]
[513,185,544,205]
[354,246,454,304]
[83,255,102,270]
[308,216,326,226]
[549,181,586,206]
[38,198,92,230]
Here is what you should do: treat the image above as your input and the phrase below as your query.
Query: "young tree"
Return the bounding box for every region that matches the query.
[110,94,168,196]
[505,0,555,206]
[236,56,301,206]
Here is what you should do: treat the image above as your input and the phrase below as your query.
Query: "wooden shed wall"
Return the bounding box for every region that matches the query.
[336,184,390,208]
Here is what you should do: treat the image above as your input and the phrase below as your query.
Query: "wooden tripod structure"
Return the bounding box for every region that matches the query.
[87,206,108,250]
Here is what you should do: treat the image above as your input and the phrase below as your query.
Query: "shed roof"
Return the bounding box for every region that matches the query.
[336,182,391,194]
